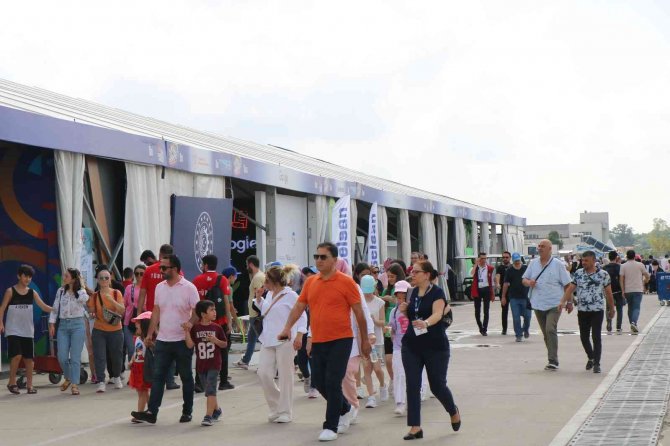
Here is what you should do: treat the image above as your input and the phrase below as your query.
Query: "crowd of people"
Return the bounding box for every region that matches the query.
[0,238,664,441]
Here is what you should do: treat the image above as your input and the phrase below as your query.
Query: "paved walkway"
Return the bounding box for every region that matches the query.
[0,295,665,446]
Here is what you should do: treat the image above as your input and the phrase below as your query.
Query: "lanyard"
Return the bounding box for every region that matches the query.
[413,285,432,318]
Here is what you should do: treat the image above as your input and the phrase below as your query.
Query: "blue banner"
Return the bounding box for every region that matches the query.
[170,196,233,280]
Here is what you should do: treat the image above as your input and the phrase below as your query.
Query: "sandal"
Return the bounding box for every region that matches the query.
[27,387,37,394]
[71,385,80,396]
[6,384,20,395]
[60,379,71,392]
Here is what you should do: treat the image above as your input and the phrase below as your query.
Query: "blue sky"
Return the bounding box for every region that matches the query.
[2,0,669,232]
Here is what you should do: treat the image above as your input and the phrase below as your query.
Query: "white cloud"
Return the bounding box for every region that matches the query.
[1,0,669,232]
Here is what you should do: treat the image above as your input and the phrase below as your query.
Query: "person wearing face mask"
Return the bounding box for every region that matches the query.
[131,254,200,424]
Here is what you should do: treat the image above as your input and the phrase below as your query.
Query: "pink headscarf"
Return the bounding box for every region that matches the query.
[335,258,352,276]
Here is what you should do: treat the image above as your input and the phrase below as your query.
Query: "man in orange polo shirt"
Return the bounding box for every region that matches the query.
[279,242,371,442]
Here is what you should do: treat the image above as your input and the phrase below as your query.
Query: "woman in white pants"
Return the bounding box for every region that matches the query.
[255,265,307,423]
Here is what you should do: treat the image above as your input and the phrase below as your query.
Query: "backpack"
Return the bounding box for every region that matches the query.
[205,275,226,320]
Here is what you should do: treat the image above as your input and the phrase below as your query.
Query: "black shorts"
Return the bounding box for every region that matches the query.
[384,336,393,355]
[7,336,34,359]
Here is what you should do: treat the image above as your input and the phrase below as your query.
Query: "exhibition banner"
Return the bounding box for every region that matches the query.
[331,195,352,266]
[367,202,379,266]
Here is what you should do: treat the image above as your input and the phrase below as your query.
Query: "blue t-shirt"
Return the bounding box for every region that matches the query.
[523,258,572,311]
[402,285,448,351]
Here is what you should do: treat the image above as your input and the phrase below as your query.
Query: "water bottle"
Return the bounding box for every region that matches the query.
[370,348,379,363]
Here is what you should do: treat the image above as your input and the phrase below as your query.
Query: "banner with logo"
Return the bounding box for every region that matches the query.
[171,196,233,280]
[367,202,379,266]
[331,195,352,266]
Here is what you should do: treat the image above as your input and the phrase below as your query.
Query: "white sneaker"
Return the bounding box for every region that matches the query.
[394,403,406,415]
[308,388,319,399]
[349,407,359,425]
[318,429,338,441]
[365,396,377,408]
[96,382,106,393]
[420,391,428,402]
[356,386,366,399]
[274,414,292,423]
[235,360,249,370]
[303,376,311,394]
[337,408,352,433]
[380,385,389,402]
[113,377,123,390]
[267,414,279,422]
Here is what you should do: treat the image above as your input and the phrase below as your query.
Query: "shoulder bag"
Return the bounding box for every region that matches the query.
[252,291,287,338]
[98,290,123,325]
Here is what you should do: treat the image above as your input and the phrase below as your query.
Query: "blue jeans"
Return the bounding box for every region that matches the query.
[510,298,532,337]
[241,317,259,364]
[625,292,643,325]
[148,340,194,416]
[56,318,86,385]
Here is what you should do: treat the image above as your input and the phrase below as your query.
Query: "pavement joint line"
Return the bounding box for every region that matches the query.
[548,306,665,446]
[32,380,256,446]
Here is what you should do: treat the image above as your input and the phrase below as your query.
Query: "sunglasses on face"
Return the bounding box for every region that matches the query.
[134,271,144,277]
[98,276,111,281]
[160,266,175,271]
[313,254,331,261]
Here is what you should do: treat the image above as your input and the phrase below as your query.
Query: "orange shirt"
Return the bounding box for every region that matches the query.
[298,270,361,343]
[87,289,124,332]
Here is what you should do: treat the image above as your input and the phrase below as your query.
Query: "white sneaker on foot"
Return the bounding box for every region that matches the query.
[318,429,338,441]
[338,408,352,433]
[113,377,123,390]
[308,388,319,399]
[274,414,292,423]
[365,396,377,408]
[349,407,359,425]
[96,382,106,393]
[380,385,389,402]
[303,376,311,393]
[356,386,366,399]
[394,403,406,415]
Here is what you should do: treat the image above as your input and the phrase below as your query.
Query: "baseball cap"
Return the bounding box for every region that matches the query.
[394,280,410,293]
[222,266,239,277]
[511,253,522,262]
[131,311,152,323]
[635,254,642,261]
[360,275,376,294]
[301,266,318,275]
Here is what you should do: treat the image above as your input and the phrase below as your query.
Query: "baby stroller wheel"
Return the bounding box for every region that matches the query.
[48,373,62,384]
[80,369,88,384]
[17,376,27,389]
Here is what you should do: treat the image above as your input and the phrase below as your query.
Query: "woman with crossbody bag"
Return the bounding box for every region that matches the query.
[255,266,308,423]
[87,270,125,393]
[123,264,145,366]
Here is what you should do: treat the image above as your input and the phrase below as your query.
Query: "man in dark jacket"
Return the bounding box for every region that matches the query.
[603,251,624,333]
[471,253,495,336]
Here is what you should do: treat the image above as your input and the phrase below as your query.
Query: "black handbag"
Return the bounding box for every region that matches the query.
[143,346,154,384]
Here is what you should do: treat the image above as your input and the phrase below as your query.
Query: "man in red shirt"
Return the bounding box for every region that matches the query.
[192,254,234,391]
[138,244,180,390]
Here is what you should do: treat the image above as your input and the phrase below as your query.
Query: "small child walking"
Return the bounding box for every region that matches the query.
[185,300,227,426]
[129,311,152,421]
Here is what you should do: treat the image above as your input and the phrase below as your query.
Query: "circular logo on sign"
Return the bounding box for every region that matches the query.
[194,212,214,268]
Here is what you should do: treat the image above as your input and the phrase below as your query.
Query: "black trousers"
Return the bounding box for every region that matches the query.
[297,333,311,379]
[501,299,509,333]
[311,337,353,432]
[578,310,604,364]
[219,328,230,382]
[474,288,491,332]
[402,344,457,427]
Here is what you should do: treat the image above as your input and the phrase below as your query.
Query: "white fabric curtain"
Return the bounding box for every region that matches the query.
[158,169,196,244]
[398,209,411,266]
[378,205,388,263]
[502,225,510,252]
[470,221,479,254]
[194,175,226,198]
[315,195,329,244]
[55,150,85,270]
[420,213,437,265]
[350,199,358,263]
[436,215,449,295]
[454,218,467,284]
[481,222,491,254]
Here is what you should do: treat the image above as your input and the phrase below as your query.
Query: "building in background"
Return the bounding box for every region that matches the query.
[524,211,611,255]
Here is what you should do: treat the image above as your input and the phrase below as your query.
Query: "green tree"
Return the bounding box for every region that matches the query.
[611,223,636,247]
[648,218,670,255]
[547,230,564,249]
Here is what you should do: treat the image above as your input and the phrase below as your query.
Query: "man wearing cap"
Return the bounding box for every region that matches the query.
[620,250,650,334]
[502,253,531,342]
[522,240,572,370]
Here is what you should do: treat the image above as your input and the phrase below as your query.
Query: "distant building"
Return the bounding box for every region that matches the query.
[524,211,611,255]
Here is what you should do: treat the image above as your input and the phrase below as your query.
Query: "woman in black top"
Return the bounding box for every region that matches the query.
[400,260,460,440]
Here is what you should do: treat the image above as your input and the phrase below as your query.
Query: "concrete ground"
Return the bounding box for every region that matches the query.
[0,295,664,446]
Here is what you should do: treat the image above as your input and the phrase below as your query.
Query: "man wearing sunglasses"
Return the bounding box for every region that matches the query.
[132,254,200,424]
[278,242,371,442]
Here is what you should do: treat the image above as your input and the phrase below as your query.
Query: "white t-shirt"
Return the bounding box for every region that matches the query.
[365,296,385,346]
[350,290,375,358]
[620,261,649,293]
